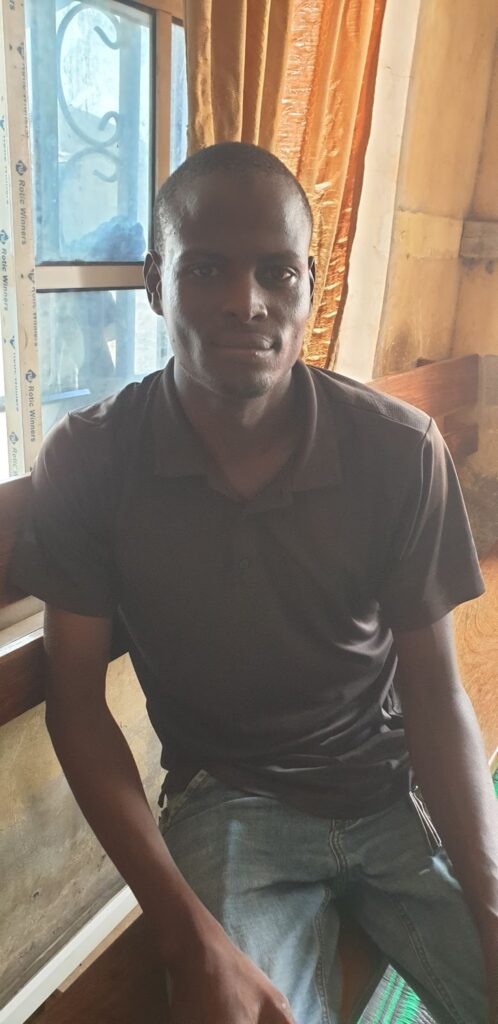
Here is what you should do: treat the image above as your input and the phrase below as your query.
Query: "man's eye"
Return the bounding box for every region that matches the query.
[265,267,296,282]
[190,265,219,278]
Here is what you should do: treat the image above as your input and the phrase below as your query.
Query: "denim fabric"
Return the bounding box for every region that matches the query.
[159,771,487,1024]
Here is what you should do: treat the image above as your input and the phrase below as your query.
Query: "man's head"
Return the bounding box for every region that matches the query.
[145,142,315,401]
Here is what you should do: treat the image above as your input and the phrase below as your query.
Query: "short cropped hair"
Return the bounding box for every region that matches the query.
[153,142,313,255]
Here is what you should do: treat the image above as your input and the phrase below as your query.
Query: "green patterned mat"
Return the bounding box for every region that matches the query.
[359,768,498,1023]
[360,967,435,1023]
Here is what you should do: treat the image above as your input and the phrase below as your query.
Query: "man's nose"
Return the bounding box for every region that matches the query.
[221,274,268,322]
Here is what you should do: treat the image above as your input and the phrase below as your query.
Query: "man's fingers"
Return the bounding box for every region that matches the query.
[261,994,296,1023]
[279,996,294,1018]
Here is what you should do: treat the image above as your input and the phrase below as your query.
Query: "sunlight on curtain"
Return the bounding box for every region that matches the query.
[277,0,386,366]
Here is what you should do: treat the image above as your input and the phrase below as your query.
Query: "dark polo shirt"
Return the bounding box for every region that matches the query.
[10,359,484,818]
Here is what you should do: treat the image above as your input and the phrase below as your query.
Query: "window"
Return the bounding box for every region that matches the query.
[0,0,187,480]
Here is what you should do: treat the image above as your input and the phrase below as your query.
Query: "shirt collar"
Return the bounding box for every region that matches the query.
[152,359,209,478]
[151,357,342,491]
[289,361,342,491]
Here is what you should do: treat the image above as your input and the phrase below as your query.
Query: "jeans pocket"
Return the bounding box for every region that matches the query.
[408,788,442,855]
[158,769,210,835]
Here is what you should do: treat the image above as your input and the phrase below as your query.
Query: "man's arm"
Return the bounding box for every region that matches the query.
[43,605,295,1024]
[393,613,498,1019]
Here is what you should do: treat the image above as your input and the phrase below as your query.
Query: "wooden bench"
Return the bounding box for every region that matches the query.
[1,353,495,1024]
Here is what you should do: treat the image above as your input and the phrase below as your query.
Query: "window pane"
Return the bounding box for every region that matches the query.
[37,290,171,436]
[26,0,153,264]
[171,23,188,173]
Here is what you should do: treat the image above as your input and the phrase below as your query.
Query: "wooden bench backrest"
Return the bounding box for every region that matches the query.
[0,354,481,728]
[370,353,480,462]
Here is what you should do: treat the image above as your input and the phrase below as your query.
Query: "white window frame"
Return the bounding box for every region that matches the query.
[0,0,184,477]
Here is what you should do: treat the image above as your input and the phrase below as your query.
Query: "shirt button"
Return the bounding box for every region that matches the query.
[239,557,251,570]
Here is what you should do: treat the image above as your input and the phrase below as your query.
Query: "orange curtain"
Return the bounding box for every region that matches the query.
[183,0,294,152]
[184,0,386,368]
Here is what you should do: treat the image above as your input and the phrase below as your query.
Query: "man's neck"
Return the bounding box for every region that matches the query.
[173,364,298,464]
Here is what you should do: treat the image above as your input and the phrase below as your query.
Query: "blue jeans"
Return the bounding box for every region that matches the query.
[159,771,487,1024]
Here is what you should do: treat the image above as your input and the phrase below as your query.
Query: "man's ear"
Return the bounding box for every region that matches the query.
[144,250,163,316]
[308,256,316,308]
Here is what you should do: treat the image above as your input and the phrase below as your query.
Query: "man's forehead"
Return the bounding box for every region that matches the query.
[165,171,311,253]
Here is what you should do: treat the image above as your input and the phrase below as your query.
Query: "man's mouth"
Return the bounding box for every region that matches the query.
[215,334,275,352]
[214,344,276,361]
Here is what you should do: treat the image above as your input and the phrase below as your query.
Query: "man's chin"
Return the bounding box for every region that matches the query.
[214,371,276,400]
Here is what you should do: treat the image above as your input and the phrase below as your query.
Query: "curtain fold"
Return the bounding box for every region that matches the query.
[184,0,293,152]
[184,0,386,368]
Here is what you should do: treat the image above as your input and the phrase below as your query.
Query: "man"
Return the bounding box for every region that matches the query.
[11,143,498,1024]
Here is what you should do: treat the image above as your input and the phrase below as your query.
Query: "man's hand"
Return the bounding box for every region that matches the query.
[168,925,296,1024]
[43,607,294,1022]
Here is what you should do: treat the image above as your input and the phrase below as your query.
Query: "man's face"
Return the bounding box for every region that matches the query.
[146,171,314,400]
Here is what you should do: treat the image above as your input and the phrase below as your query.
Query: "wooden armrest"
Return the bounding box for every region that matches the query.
[0,629,45,726]
[29,914,168,1024]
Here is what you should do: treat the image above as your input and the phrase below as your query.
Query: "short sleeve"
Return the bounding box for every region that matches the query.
[379,419,485,630]
[8,412,117,617]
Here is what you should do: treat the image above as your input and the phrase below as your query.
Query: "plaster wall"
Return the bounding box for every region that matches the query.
[373,0,497,378]
[452,37,498,552]
[370,0,498,555]
[334,0,421,382]
[0,655,162,1007]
